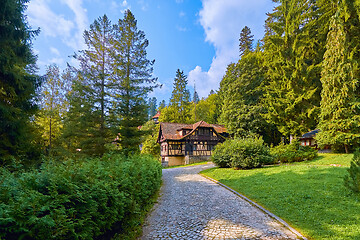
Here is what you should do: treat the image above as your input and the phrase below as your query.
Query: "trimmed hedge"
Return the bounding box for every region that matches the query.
[212,137,273,169]
[0,154,162,239]
[270,141,318,163]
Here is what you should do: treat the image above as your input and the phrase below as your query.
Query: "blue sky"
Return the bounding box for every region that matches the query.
[26,0,274,103]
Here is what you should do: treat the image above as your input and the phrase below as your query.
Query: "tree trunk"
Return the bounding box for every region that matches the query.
[345,144,349,154]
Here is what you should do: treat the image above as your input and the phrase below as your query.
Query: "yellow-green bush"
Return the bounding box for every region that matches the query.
[0,154,162,239]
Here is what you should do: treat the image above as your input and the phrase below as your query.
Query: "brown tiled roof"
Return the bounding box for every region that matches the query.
[152,111,161,119]
[159,121,226,141]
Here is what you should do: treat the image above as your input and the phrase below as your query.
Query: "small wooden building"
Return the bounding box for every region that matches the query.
[299,129,319,147]
[157,121,227,166]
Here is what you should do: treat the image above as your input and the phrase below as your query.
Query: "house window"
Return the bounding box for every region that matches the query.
[199,128,210,136]
[193,144,197,151]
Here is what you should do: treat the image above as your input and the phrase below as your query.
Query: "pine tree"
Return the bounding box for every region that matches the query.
[316,2,360,153]
[0,0,41,163]
[158,100,166,111]
[262,0,336,140]
[239,26,254,57]
[148,97,157,119]
[169,69,191,123]
[64,15,113,155]
[111,10,158,155]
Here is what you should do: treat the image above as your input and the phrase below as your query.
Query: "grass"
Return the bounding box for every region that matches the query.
[201,153,360,240]
[163,161,210,169]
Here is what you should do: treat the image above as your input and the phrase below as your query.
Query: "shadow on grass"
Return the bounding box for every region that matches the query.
[202,166,360,240]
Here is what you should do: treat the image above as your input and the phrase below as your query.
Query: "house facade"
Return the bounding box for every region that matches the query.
[157,121,227,166]
[299,129,319,147]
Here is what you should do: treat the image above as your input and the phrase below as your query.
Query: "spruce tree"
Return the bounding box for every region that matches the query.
[148,97,157,119]
[0,0,41,162]
[169,69,191,123]
[112,10,158,155]
[316,2,360,153]
[262,0,336,140]
[239,26,254,57]
[64,15,113,155]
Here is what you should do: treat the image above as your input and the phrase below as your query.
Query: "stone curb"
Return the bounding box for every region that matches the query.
[199,173,308,240]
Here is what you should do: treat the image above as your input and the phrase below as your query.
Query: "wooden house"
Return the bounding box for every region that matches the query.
[299,129,319,147]
[157,121,227,166]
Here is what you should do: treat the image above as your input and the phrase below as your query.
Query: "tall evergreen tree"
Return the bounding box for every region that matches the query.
[148,97,157,119]
[262,0,336,140]
[169,69,191,123]
[111,10,158,155]
[0,0,41,162]
[158,100,166,110]
[64,15,114,155]
[239,26,254,57]
[316,1,360,153]
[193,89,200,104]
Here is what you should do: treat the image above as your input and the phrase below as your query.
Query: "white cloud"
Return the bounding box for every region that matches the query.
[27,0,74,38]
[62,0,88,50]
[50,47,60,56]
[188,0,273,97]
[27,0,88,51]
[138,0,149,11]
[179,11,186,17]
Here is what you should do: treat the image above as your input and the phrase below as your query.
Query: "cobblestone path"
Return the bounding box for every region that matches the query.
[141,163,300,240]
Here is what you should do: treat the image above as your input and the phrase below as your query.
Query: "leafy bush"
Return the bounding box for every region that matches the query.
[344,149,360,193]
[0,154,162,240]
[212,137,273,169]
[271,140,318,163]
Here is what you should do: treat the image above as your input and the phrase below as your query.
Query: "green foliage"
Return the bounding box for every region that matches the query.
[141,121,160,158]
[316,2,360,153]
[271,140,318,163]
[148,97,157,119]
[63,11,158,156]
[0,154,162,239]
[218,50,280,145]
[262,0,335,138]
[212,137,273,169]
[168,69,191,123]
[191,92,218,124]
[345,149,360,193]
[239,26,253,57]
[0,0,41,163]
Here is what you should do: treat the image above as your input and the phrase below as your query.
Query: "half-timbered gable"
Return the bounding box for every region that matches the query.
[157,121,227,166]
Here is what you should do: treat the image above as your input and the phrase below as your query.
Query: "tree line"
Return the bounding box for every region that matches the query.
[0,0,158,165]
[156,0,360,153]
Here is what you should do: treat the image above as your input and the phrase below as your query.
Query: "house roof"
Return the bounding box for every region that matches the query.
[300,129,319,139]
[152,111,161,119]
[159,121,227,141]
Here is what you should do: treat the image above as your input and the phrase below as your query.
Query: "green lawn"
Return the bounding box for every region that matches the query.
[201,154,360,240]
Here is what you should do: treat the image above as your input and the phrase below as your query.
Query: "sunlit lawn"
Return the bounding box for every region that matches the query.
[163,161,210,169]
[201,154,360,240]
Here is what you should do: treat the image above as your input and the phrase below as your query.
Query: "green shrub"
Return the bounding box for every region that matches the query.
[271,140,318,163]
[344,149,360,193]
[0,154,162,240]
[212,137,273,169]
[211,140,233,168]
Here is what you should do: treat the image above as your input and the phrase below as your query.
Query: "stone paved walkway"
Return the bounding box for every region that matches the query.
[141,163,300,240]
